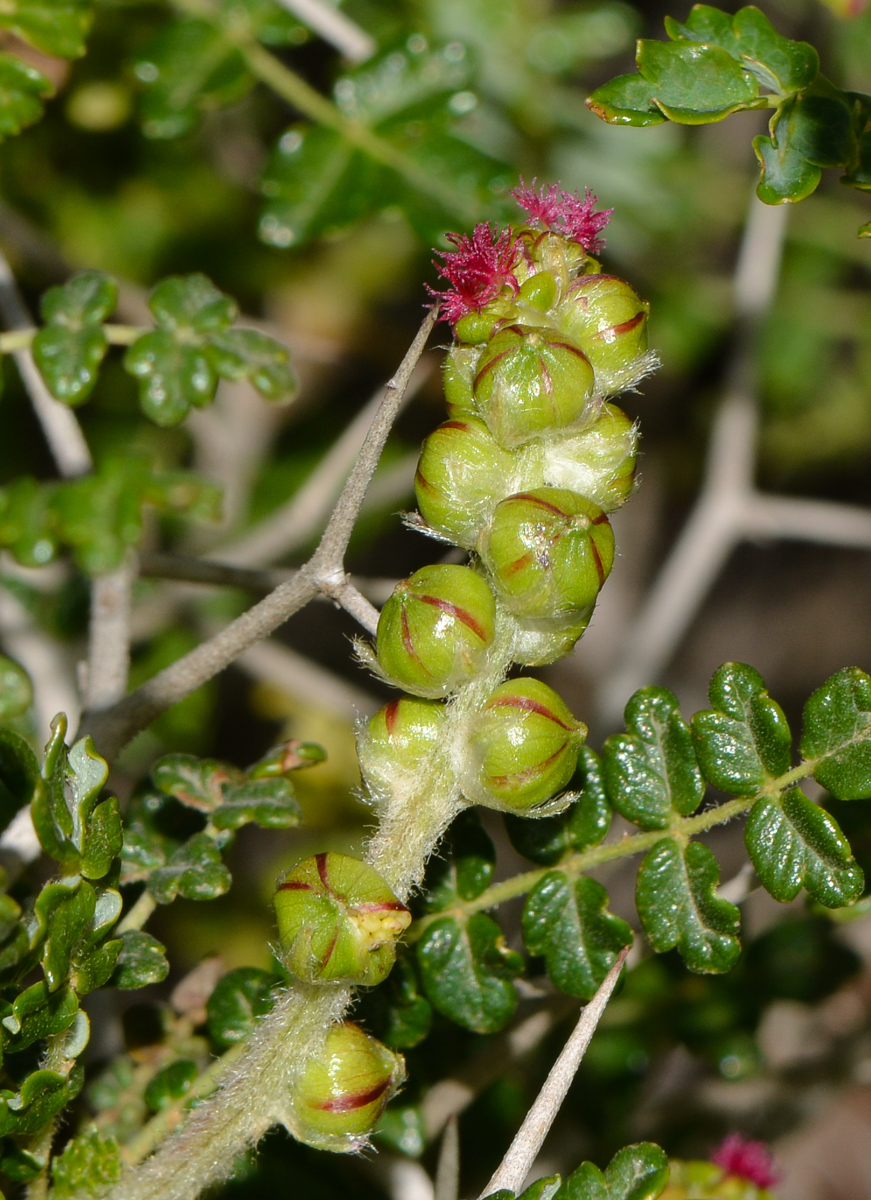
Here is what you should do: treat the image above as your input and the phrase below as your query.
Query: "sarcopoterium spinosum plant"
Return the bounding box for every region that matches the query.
[4,174,871,1200]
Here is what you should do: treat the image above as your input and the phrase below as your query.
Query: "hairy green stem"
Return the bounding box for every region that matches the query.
[408,759,818,941]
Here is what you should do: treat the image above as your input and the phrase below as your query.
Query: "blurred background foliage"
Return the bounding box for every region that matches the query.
[6,0,871,1196]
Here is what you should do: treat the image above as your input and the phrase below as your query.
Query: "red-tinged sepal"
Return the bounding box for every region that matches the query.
[274,852,410,986]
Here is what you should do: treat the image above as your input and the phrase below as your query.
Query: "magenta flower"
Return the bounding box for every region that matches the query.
[512,178,612,254]
[711,1133,780,1191]
[429,224,522,324]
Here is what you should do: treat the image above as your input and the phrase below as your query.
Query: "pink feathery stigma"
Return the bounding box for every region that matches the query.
[512,178,613,254]
[429,223,521,324]
[711,1133,781,1191]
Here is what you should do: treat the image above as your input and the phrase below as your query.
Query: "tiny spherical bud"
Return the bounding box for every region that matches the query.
[518,229,592,290]
[518,270,558,312]
[415,417,519,549]
[479,487,614,620]
[274,852,411,986]
[555,274,649,387]
[376,565,496,698]
[358,697,447,803]
[473,324,596,449]
[292,1021,405,1150]
[461,678,586,812]
[454,311,500,344]
[511,610,594,667]
[542,403,637,512]
[443,345,481,417]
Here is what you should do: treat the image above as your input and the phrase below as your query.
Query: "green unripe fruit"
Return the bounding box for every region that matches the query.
[443,345,481,417]
[358,698,446,803]
[473,324,596,449]
[479,487,614,620]
[555,275,648,387]
[541,403,637,512]
[274,852,411,986]
[518,270,558,312]
[292,1021,405,1150]
[461,678,586,812]
[415,418,519,549]
[511,610,595,667]
[376,565,497,698]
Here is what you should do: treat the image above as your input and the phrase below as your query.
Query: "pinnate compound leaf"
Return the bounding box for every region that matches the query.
[147,833,231,903]
[212,778,301,830]
[111,930,169,989]
[52,1129,122,1199]
[692,662,791,795]
[32,720,109,867]
[33,271,116,404]
[417,912,522,1033]
[665,6,818,95]
[206,967,279,1049]
[505,747,612,867]
[0,0,92,59]
[424,809,495,910]
[1,982,79,1052]
[152,753,230,811]
[556,1143,669,1200]
[801,667,871,799]
[135,19,250,140]
[586,74,665,127]
[124,274,236,424]
[259,126,381,249]
[636,839,741,973]
[522,874,632,999]
[79,798,122,880]
[0,1064,84,1137]
[0,653,32,719]
[636,39,761,124]
[206,328,298,402]
[604,689,704,829]
[357,954,432,1050]
[746,787,864,907]
[0,54,51,139]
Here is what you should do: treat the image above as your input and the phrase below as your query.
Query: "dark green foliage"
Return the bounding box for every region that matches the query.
[587,4,871,226]
[556,1143,669,1200]
[0,459,222,575]
[144,1060,198,1112]
[745,787,864,907]
[636,839,741,974]
[416,912,522,1034]
[423,809,495,910]
[52,1130,122,1198]
[505,748,611,866]
[692,662,791,794]
[0,53,52,139]
[355,954,432,1050]
[259,42,510,249]
[206,968,280,1049]
[801,667,871,799]
[0,0,93,58]
[111,931,169,989]
[603,688,704,829]
[0,653,32,719]
[152,751,303,829]
[32,271,116,404]
[146,832,232,904]
[522,874,632,999]
[0,726,39,831]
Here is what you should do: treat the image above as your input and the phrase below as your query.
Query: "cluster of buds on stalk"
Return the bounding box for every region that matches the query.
[273,182,654,1154]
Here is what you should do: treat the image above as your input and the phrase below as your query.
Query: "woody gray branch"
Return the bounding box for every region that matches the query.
[79,306,438,761]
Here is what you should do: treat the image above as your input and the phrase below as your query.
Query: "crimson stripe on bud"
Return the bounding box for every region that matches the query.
[478,487,614,621]
[274,852,410,986]
[460,678,586,813]
[358,697,447,804]
[376,565,496,698]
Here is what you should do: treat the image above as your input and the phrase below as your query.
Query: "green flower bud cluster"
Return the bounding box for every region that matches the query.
[272,854,409,1148]
[355,193,653,828]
